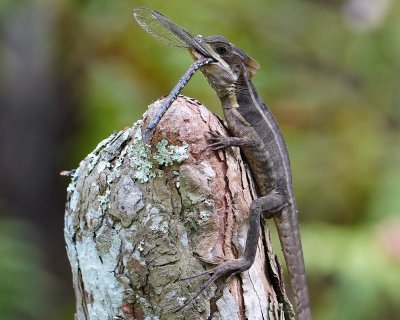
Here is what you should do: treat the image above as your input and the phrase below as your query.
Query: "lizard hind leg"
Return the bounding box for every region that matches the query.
[175,192,286,312]
[174,259,251,312]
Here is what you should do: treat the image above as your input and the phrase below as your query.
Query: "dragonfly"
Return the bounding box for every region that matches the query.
[133,7,216,142]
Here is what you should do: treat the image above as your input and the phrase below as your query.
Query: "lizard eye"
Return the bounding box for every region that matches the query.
[215,46,228,55]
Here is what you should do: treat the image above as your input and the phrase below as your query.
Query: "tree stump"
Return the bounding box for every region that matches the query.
[64,96,293,320]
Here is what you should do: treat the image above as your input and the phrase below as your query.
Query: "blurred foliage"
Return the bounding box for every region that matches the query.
[1,0,400,319]
[0,218,56,320]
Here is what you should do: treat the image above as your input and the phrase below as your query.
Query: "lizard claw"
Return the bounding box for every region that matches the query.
[197,256,227,265]
[174,259,250,312]
[178,269,215,281]
[198,131,228,154]
[178,256,226,281]
[207,131,231,151]
[207,131,224,142]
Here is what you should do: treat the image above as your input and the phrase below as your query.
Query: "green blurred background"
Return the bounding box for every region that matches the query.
[1,0,399,319]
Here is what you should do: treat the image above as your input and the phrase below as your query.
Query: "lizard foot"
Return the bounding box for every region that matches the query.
[197,255,227,265]
[178,256,226,281]
[207,131,231,150]
[198,131,227,154]
[174,258,251,312]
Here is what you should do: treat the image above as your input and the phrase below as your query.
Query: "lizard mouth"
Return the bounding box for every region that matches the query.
[189,48,206,61]
[189,48,221,69]
[189,48,260,78]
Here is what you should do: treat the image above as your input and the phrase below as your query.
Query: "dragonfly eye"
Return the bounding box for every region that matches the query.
[215,46,228,55]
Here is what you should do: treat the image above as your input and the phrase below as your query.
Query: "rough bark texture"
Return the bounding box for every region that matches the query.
[65,96,291,320]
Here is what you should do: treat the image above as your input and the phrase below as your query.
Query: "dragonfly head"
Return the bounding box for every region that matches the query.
[190,35,260,95]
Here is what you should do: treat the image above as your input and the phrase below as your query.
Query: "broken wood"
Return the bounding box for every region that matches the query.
[64,96,292,320]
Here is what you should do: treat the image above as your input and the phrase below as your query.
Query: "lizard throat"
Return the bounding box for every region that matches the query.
[224,91,240,109]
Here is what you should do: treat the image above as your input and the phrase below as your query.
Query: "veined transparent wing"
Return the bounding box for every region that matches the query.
[133,7,212,58]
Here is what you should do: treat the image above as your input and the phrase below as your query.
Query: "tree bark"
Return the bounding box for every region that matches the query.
[64,96,293,320]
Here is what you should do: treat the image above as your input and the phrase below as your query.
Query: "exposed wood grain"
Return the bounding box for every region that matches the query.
[65,96,289,320]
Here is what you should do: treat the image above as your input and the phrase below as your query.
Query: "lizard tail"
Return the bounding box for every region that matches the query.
[275,205,312,320]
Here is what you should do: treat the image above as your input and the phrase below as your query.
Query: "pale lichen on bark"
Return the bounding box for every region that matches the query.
[65,96,291,320]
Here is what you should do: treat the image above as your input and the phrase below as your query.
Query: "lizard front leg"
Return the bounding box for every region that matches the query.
[207,131,255,150]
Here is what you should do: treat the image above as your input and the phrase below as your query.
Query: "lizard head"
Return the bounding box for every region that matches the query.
[190,35,260,95]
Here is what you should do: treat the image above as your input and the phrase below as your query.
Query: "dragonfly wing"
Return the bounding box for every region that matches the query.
[133,7,213,58]
[133,7,187,48]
